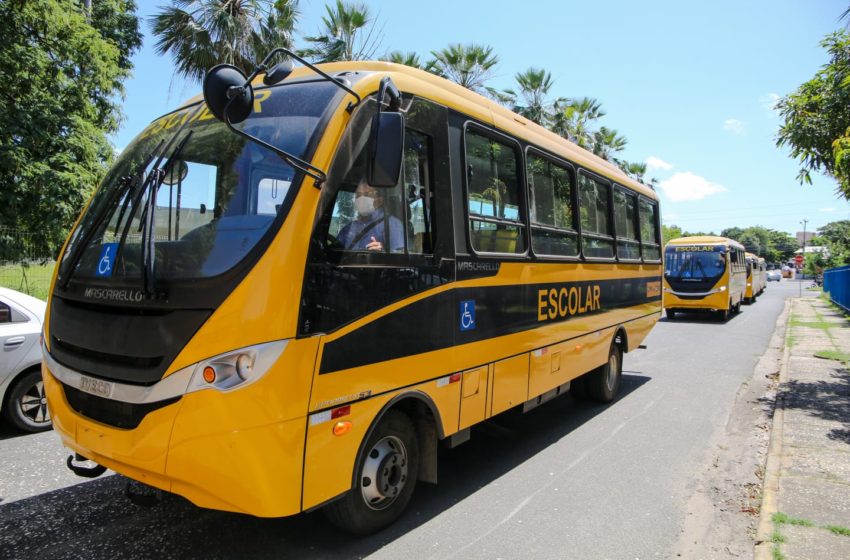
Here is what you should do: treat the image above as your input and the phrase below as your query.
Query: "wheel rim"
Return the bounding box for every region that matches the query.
[19,380,51,425]
[360,435,408,511]
[605,352,619,392]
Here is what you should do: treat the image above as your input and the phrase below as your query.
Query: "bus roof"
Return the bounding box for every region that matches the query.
[666,235,745,250]
[175,61,657,200]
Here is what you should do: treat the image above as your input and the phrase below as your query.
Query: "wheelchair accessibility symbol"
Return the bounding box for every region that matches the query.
[96,243,118,277]
[459,300,476,331]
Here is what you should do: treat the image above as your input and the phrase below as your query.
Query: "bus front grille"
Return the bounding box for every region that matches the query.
[60,381,180,430]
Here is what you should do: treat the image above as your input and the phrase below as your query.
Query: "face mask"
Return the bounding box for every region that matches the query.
[355,195,375,216]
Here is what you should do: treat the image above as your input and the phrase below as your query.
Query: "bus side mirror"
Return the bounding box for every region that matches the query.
[203,64,255,124]
[368,111,404,187]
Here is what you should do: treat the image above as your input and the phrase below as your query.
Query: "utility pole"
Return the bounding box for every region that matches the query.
[799,219,808,297]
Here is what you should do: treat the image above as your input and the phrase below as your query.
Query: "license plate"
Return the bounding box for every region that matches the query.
[79,375,114,399]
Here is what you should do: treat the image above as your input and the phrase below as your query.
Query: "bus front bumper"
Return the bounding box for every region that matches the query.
[42,361,306,517]
[663,288,729,310]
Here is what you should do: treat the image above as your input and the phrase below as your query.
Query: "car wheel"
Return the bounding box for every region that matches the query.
[324,409,419,534]
[586,342,623,403]
[3,369,52,433]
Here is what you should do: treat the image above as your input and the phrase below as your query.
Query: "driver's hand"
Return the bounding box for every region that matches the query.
[366,236,383,251]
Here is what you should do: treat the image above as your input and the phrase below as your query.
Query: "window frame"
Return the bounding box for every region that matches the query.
[577,168,616,262]
[461,121,529,258]
[525,146,580,261]
[612,184,642,263]
[637,195,662,263]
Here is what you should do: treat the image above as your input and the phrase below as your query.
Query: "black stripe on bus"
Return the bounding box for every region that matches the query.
[319,276,661,374]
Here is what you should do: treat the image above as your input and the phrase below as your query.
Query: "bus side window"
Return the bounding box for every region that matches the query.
[579,172,614,258]
[528,152,578,257]
[465,128,526,254]
[639,198,661,260]
[614,187,640,260]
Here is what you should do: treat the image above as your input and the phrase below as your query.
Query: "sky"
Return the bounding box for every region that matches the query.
[115,0,850,238]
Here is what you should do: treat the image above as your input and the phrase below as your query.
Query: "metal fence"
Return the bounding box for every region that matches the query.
[0,227,54,301]
[824,265,850,314]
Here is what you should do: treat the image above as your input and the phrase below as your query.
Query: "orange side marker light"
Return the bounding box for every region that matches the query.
[333,421,352,436]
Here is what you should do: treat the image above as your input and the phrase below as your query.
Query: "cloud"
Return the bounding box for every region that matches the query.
[663,212,679,222]
[646,156,673,171]
[658,172,728,202]
[819,207,836,212]
[760,93,780,112]
[723,119,745,135]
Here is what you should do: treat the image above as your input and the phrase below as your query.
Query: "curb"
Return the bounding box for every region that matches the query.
[754,298,792,559]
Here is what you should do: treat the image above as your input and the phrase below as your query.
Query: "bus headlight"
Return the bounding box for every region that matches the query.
[718,286,727,292]
[185,340,287,394]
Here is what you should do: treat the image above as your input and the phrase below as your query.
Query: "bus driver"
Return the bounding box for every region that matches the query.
[337,179,404,252]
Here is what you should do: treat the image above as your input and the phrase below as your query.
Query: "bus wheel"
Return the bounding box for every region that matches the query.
[666,309,676,320]
[323,410,419,535]
[586,343,622,403]
[719,307,730,322]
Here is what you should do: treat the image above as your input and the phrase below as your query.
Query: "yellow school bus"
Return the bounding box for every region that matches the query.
[663,236,746,321]
[42,51,662,534]
[744,252,766,303]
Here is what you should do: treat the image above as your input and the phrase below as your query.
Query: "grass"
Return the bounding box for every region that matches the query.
[826,525,850,537]
[789,318,835,330]
[773,512,814,527]
[814,350,850,365]
[0,261,54,301]
[770,511,850,558]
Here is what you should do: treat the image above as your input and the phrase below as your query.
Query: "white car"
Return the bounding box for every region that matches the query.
[766,270,782,282]
[0,287,50,432]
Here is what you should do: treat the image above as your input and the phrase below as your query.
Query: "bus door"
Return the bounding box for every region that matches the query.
[299,95,455,508]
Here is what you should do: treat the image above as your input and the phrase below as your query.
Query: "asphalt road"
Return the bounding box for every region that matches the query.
[0,279,806,559]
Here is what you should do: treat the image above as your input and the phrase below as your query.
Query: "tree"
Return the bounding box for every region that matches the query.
[591,126,627,161]
[0,0,141,256]
[550,97,606,149]
[815,219,850,266]
[502,67,555,126]
[428,43,499,93]
[776,31,850,200]
[150,0,298,83]
[301,0,380,63]
[662,224,683,245]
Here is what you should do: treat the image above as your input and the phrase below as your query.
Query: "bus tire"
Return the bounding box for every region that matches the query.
[666,309,676,320]
[323,410,419,535]
[719,307,730,322]
[586,343,622,403]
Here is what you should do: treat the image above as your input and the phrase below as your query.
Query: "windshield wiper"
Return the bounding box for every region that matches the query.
[140,131,194,296]
[60,139,165,290]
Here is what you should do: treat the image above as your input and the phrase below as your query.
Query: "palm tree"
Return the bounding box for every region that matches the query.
[591,126,627,160]
[382,50,423,68]
[150,0,298,83]
[503,67,554,125]
[618,161,648,182]
[550,97,606,148]
[301,0,381,62]
[428,43,498,93]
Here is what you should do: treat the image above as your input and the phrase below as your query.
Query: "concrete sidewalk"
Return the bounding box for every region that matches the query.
[756,296,850,559]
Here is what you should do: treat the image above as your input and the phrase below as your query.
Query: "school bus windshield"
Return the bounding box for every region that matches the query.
[664,246,726,280]
[57,80,340,284]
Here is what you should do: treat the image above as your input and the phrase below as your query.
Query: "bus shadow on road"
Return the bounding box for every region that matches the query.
[0,374,651,559]
[662,312,742,324]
